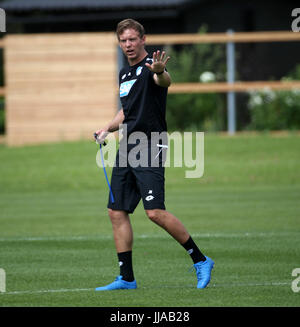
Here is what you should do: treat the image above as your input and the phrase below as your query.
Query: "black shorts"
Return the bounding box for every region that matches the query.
[107,148,166,214]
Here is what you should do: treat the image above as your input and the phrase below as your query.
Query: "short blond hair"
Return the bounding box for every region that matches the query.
[116,19,145,40]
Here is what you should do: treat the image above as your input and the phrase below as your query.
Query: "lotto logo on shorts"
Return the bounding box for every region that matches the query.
[145,195,154,201]
[145,190,154,201]
[120,79,137,97]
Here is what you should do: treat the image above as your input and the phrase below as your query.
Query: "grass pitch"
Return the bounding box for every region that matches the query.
[0,133,299,307]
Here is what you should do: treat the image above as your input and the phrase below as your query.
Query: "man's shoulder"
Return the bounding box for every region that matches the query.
[119,66,128,76]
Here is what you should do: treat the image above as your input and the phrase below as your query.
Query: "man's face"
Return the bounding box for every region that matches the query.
[119,28,146,63]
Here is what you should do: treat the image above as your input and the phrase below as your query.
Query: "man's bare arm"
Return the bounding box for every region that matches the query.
[153,70,171,88]
[94,109,124,143]
[145,50,171,88]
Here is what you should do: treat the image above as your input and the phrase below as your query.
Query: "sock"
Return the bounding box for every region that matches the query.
[181,236,206,264]
[117,251,135,282]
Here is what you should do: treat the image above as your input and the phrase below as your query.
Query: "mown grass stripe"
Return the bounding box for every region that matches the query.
[0,281,290,296]
[0,231,298,242]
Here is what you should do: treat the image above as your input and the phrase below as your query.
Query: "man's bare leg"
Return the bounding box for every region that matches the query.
[145,209,214,289]
[145,209,190,244]
[145,209,207,262]
[107,209,135,282]
[108,209,133,253]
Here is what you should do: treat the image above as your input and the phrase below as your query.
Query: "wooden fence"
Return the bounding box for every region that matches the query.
[3,33,117,146]
[146,31,300,94]
[1,30,300,145]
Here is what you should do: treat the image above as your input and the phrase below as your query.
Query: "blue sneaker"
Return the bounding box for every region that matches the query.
[95,275,137,291]
[193,256,214,289]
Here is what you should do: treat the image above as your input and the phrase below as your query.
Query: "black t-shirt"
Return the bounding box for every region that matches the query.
[119,55,168,139]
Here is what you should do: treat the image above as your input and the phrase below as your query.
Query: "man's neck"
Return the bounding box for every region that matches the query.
[128,50,148,66]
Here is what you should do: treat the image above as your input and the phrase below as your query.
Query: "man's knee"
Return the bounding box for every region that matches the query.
[145,209,164,224]
[108,208,116,219]
[108,209,128,223]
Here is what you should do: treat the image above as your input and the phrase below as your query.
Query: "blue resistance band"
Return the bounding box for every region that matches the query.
[94,134,115,203]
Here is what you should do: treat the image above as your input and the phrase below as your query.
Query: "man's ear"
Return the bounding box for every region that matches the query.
[141,35,146,45]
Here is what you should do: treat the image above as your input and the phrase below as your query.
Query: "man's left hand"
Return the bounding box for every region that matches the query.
[145,50,170,74]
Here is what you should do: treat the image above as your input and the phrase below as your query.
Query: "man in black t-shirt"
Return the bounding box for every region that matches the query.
[94,19,214,291]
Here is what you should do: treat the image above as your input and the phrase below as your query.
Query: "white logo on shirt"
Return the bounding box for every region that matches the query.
[120,79,137,97]
[136,66,143,76]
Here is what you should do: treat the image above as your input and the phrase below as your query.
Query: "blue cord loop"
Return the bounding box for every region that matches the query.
[94,133,114,203]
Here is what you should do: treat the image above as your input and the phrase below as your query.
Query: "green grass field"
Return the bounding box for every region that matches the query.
[0,133,299,307]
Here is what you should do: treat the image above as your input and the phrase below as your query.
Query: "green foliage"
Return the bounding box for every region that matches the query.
[166,26,226,131]
[166,93,225,131]
[248,64,300,130]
